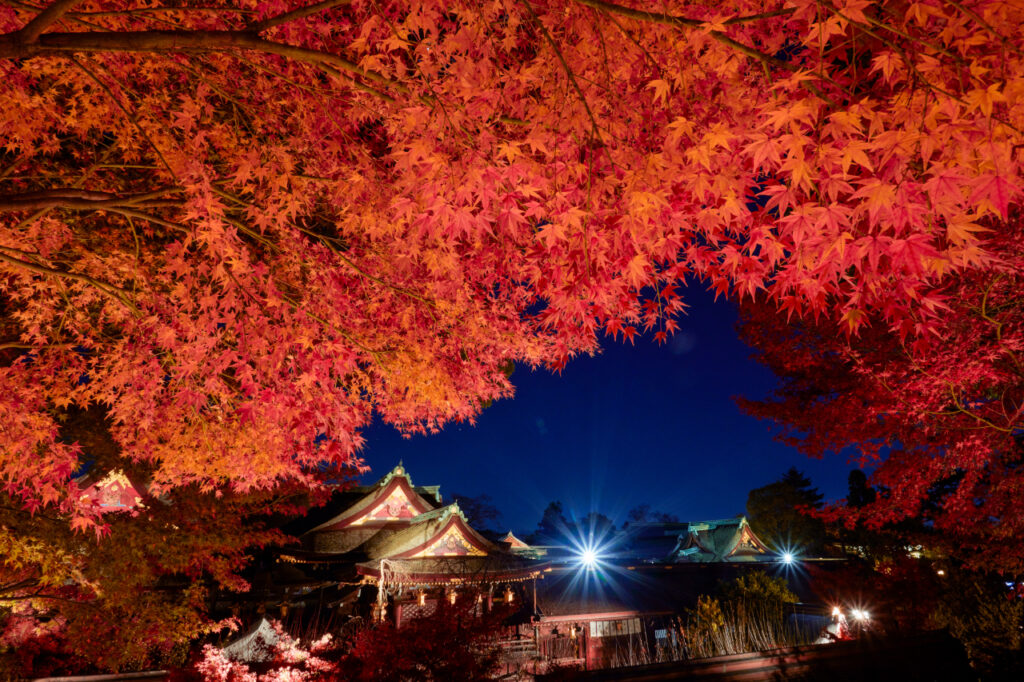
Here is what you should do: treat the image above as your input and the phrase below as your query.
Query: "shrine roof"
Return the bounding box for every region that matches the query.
[342,483,441,505]
[358,502,497,560]
[74,469,147,513]
[501,531,531,549]
[670,516,772,563]
[304,463,439,534]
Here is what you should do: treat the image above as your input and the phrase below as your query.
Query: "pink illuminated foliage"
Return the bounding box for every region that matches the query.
[193,622,338,682]
[188,605,508,682]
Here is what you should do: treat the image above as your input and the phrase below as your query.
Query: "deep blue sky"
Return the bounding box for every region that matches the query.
[360,286,853,534]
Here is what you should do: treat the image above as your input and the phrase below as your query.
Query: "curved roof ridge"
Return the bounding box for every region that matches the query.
[409,501,465,524]
[303,464,435,534]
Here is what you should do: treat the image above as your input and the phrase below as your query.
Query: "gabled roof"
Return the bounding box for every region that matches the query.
[220,618,279,662]
[501,531,548,558]
[76,469,145,513]
[360,503,495,560]
[502,531,531,550]
[354,504,547,584]
[670,517,772,563]
[305,463,437,533]
[293,464,548,584]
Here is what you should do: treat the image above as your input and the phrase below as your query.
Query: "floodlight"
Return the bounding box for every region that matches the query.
[781,552,794,564]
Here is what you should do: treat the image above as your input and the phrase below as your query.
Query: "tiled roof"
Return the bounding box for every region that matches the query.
[670,517,772,563]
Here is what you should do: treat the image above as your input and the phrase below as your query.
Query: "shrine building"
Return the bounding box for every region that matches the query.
[669,516,773,563]
[277,463,547,625]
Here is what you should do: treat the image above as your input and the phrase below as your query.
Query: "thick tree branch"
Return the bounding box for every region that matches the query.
[13,0,83,44]
[0,30,406,98]
[74,7,256,19]
[0,188,182,212]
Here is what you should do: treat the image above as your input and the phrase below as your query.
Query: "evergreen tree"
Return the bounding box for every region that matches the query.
[846,470,876,508]
[529,501,570,545]
[746,468,826,555]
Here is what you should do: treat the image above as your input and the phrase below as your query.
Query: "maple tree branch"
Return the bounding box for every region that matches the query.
[0,577,39,593]
[74,7,257,18]
[0,20,521,118]
[574,1,794,28]
[0,153,29,183]
[104,207,189,234]
[0,28,408,104]
[522,0,604,143]
[0,188,182,212]
[277,290,385,363]
[817,2,1020,132]
[212,184,437,314]
[942,0,1024,57]
[0,248,139,314]
[221,215,278,251]
[0,591,96,605]
[250,0,353,33]
[295,225,438,313]
[0,29,396,91]
[67,55,178,178]
[12,0,83,44]
[947,384,1012,433]
[978,276,1023,376]
[573,0,840,104]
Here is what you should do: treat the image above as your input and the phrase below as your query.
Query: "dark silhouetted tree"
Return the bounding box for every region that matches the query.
[746,468,826,555]
[450,493,502,533]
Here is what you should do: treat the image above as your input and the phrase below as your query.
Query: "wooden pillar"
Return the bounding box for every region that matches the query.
[583,625,590,671]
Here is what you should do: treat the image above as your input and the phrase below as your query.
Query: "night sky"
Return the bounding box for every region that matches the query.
[360,285,854,535]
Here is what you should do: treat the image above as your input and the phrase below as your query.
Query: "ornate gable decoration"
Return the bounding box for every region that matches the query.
[79,470,143,513]
[727,522,770,557]
[351,485,420,525]
[309,464,435,532]
[412,523,487,558]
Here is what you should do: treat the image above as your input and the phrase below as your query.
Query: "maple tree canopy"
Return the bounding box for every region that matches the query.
[0,0,1021,540]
